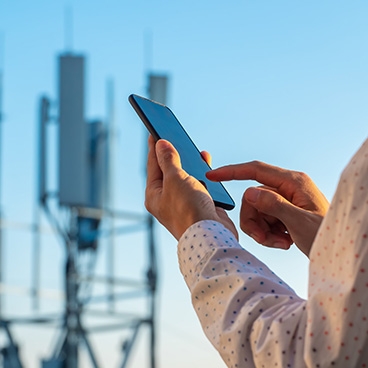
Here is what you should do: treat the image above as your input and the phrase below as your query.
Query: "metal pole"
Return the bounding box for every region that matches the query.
[147,215,157,368]
[106,79,116,312]
[1,321,24,368]
[31,209,40,310]
[78,318,99,368]
[120,322,142,368]
[65,208,79,368]
[32,96,49,310]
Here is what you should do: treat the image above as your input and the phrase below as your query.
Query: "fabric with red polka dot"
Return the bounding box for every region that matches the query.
[178,138,368,367]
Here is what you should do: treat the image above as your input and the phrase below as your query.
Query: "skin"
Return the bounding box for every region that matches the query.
[145,136,238,240]
[145,136,329,257]
[206,162,329,257]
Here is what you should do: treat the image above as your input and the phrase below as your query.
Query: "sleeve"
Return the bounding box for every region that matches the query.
[178,221,307,368]
[177,139,368,368]
[306,138,368,367]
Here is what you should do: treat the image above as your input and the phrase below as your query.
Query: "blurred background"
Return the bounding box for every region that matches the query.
[0,1,367,367]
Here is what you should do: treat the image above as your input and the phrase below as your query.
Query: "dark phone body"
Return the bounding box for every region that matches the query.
[129,94,235,210]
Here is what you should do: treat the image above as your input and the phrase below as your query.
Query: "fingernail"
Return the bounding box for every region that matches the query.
[273,241,290,250]
[246,187,260,203]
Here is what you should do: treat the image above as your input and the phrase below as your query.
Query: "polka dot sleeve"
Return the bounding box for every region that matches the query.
[307,138,368,367]
[178,221,306,368]
[177,138,368,368]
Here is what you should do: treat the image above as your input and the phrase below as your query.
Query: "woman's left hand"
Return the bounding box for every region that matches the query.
[145,136,238,240]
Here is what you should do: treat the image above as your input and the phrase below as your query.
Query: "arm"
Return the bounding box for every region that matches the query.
[145,136,306,366]
[178,221,307,368]
[206,161,329,257]
[179,137,368,366]
[145,135,368,367]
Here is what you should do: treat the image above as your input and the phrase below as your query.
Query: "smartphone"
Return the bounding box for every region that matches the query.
[129,94,235,210]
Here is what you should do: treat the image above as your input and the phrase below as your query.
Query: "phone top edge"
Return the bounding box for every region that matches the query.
[129,94,161,141]
[129,93,167,108]
[214,199,235,211]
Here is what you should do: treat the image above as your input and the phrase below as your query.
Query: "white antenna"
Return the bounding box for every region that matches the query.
[64,6,74,52]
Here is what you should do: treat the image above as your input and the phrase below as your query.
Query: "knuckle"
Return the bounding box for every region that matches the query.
[239,219,251,235]
[249,159,263,167]
[144,197,152,213]
[162,147,179,164]
[239,219,250,233]
[144,189,155,214]
[162,149,175,161]
[291,170,311,184]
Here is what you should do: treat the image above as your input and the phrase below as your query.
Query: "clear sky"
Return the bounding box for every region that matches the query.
[0,1,368,367]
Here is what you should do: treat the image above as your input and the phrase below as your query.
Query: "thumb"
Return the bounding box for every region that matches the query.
[244,186,323,256]
[155,139,182,174]
[244,186,300,225]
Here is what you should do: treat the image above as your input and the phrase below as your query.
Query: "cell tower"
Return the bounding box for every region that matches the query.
[0,49,169,367]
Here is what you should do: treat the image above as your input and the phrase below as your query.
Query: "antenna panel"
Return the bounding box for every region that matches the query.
[148,74,168,104]
[88,120,106,209]
[58,54,88,207]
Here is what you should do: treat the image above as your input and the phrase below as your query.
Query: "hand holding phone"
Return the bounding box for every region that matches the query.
[129,94,235,210]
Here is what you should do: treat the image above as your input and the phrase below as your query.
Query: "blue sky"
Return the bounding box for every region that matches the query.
[0,1,368,367]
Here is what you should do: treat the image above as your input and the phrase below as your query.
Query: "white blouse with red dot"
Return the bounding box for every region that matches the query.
[178,139,368,368]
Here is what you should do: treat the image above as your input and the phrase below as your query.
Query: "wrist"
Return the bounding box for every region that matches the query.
[173,211,219,240]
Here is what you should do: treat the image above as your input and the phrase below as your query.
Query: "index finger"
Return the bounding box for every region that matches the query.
[206,161,295,189]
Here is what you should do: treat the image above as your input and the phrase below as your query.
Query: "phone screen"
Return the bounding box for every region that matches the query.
[129,94,235,210]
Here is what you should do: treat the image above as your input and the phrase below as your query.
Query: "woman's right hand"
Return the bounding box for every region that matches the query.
[206,161,329,257]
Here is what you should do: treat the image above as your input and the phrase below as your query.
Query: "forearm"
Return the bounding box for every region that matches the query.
[178,221,307,367]
[177,135,368,367]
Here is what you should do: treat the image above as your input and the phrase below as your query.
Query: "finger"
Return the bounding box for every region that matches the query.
[243,186,315,245]
[262,215,293,249]
[244,186,299,223]
[241,187,297,248]
[200,151,212,166]
[206,161,297,190]
[239,197,286,244]
[262,232,293,250]
[240,202,292,249]
[239,200,266,243]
